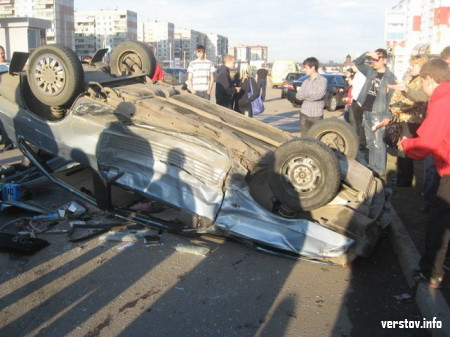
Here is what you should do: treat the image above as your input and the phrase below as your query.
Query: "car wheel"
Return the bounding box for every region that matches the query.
[268,138,341,211]
[305,118,359,159]
[110,41,156,77]
[27,44,83,107]
[328,95,338,111]
[281,92,286,98]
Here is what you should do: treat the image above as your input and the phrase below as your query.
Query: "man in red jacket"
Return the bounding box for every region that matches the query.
[399,59,450,288]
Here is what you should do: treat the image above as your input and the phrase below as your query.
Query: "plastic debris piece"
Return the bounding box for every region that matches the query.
[393,293,411,301]
[0,232,49,254]
[144,234,161,245]
[99,231,140,242]
[33,212,60,219]
[66,201,87,218]
[174,243,210,257]
[117,242,134,250]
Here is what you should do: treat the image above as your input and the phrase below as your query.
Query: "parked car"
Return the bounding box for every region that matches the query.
[287,74,348,111]
[281,72,305,98]
[0,42,388,264]
[271,60,301,88]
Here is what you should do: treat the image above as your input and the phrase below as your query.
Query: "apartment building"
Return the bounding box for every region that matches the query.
[386,0,450,77]
[138,20,174,66]
[6,0,75,48]
[75,9,137,58]
[172,28,208,67]
[206,33,228,64]
[229,45,268,67]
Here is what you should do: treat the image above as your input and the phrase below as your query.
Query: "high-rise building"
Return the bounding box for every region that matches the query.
[11,0,75,48]
[229,45,268,67]
[386,0,449,77]
[75,9,137,58]
[173,28,207,67]
[138,20,174,66]
[206,33,228,64]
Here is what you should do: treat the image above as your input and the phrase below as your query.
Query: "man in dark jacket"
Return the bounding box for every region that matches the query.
[215,55,240,109]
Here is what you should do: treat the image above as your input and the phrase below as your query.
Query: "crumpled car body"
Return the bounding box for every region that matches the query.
[0,46,389,264]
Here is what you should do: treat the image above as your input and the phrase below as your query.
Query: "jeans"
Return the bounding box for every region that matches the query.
[194,91,210,100]
[363,111,387,175]
[257,79,267,101]
[300,112,323,135]
[423,155,440,207]
[349,100,366,146]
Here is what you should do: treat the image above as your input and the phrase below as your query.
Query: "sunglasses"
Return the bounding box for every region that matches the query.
[368,57,385,63]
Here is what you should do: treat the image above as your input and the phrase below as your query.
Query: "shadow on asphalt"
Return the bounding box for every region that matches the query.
[0,87,429,337]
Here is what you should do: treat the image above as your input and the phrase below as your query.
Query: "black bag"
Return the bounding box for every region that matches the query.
[383,122,402,149]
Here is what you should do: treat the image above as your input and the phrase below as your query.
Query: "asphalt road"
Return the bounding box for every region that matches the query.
[0,87,428,337]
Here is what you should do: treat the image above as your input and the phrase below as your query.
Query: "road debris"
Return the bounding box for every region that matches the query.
[174,243,210,257]
[393,293,412,301]
[117,242,135,250]
[0,231,49,254]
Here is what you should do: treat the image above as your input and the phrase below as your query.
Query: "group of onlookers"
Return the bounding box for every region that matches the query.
[186,45,265,117]
[341,46,450,289]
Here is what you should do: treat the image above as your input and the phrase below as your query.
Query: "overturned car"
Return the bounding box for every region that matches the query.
[0,42,390,264]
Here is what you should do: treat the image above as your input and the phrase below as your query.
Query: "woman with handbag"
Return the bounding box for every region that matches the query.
[388,55,428,187]
[234,63,262,117]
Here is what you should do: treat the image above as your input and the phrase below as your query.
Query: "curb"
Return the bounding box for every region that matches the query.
[387,201,450,336]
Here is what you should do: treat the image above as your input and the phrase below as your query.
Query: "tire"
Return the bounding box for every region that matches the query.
[305,118,359,159]
[268,138,341,211]
[110,41,156,77]
[27,44,83,107]
[328,95,338,111]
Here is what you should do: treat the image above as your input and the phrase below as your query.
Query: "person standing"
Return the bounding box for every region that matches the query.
[399,59,450,288]
[234,62,260,117]
[295,57,327,135]
[0,45,7,64]
[255,64,269,101]
[215,55,241,108]
[348,65,366,147]
[0,45,13,151]
[389,55,428,187]
[354,48,396,176]
[441,46,450,66]
[151,62,164,83]
[187,45,216,100]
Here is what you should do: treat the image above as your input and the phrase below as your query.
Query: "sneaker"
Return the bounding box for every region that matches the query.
[429,276,444,289]
[419,272,444,289]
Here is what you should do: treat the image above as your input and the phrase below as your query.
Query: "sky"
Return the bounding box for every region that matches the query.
[75,0,398,63]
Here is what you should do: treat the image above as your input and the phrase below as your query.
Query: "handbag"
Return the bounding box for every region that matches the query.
[248,78,265,115]
[383,122,402,149]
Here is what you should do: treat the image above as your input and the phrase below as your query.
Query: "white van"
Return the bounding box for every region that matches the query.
[271,60,300,88]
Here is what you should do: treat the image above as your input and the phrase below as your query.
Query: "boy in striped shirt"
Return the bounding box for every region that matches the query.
[187,45,216,100]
